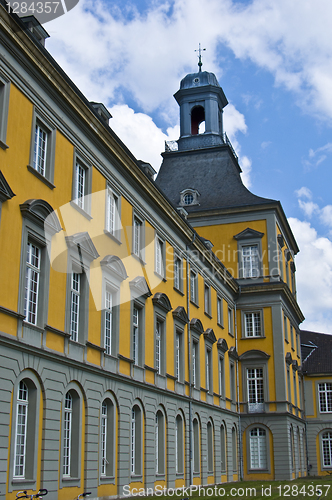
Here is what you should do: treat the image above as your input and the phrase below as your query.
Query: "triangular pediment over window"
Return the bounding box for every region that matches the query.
[152,292,172,312]
[172,306,189,324]
[100,255,128,282]
[228,346,239,360]
[0,171,15,202]
[203,328,217,344]
[233,227,264,240]
[190,318,204,335]
[65,232,99,262]
[129,276,152,300]
[217,338,228,352]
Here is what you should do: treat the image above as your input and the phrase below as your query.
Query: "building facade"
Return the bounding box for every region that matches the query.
[0,5,331,500]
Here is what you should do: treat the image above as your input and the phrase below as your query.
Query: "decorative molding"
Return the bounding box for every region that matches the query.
[152,292,172,312]
[65,232,99,262]
[233,227,264,240]
[100,255,128,282]
[292,360,299,371]
[44,324,70,338]
[277,234,285,248]
[0,305,25,320]
[86,340,105,352]
[20,198,61,234]
[285,352,293,365]
[228,345,239,360]
[172,306,189,324]
[129,276,152,300]
[217,338,228,352]
[203,328,217,344]
[239,349,270,361]
[190,317,204,335]
[0,170,15,202]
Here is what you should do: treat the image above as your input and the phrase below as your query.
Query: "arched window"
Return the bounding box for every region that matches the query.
[322,431,332,467]
[131,404,142,476]
[220,423,227,473]
[232,426,237,472]
[207,421,214,473]
[62,388,81,481]
[249,427,267,470]
[156,409,165,475]
[176,414,184,474]
[101,398,115,477]
[290,427,295,471]
[193,417,200,473]
[191,106,205,135]
[14,381,29,478]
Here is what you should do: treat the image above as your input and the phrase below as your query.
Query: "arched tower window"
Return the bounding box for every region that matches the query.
[191,106,205,135]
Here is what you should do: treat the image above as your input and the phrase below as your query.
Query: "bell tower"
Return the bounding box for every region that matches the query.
[174,70,228,151]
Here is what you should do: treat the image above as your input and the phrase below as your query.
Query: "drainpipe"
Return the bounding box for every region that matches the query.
[186,233,195,486]
[235,286,243,480]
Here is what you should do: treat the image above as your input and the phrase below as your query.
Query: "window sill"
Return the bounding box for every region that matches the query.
[173,286,184,296]
[190,300,199,308]
[100,476,116,483]
[0,140,9,150]
[23,321,44,333]
[241,335,266,340]
[70,200,92,220]
[104,229,122,245]
[12,478,36,484]
[154,271,166,282]
[228,332,234,338]
[27,164,55,189]
[131,252,146,266]
[204,311,212,319]
[217,323,224,329]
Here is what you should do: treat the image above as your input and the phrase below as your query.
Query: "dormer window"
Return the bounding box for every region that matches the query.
[179,189,200,207]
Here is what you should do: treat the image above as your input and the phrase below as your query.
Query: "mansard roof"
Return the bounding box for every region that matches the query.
[300,330,332,374]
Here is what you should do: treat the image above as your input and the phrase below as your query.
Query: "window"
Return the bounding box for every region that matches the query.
[228,307,233,336]
[230,362,236,402]
[133,306,140,365]
[290,325,294,350]
[155,235,165,277]
[232,427,237,472]
[28,110,56,186]
[104,290,113,355]
[322,431,332,468]
[70,272,80,342]
[101,398,115,478]
[71,154,92,216]
[175,415,184,474]
[63,392,72,477]
[131,405,142,476]
[247,368,264,411]
[155,320,164,375]
[155,410,165,475]
[319,383,332,413]
[175,330,184,382]
[287,366,291,402]
[193,418,200,473]
[206,348,212,393]
[219,356,224,396]
[249,428,267,470]
[244,312,262,337]
[190,269,198,304]
[0,74,10,149]
[24,242,41,325]
[105,186,120,240]
[217,296,223,326]
[61,387,82,483]
[293,372,298,407]
[220,424,226,473]
[132,214,145,261]
[284,314,289,342]
[14,381,28,478]
[174,255,182,291]
[242,245,259,278]
[179,188,200,207]
[204,283,211,315]
[207,421,214,473]
[192,341,199,388]
[184,193,193,205]
[290,427,295,470]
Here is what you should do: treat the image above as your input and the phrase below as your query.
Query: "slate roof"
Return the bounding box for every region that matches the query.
[156,147,276,212]
[300,330,332,374]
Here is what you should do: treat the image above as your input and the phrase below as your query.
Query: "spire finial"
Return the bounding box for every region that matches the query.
[195,43,206,72]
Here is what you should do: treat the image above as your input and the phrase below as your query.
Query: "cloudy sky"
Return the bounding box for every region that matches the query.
[44,0,332,333]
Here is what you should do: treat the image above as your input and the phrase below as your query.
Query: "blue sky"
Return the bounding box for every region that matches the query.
[45,0,332,333]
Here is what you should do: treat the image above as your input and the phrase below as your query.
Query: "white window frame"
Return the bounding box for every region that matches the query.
[322,431,332,468]
[101,401,107,477]
[249,427,267,470]
[242,244,260,278]
[74,161,86,210]
[228,307,234,336]
[155,235,165,277]
[175,332,181,381]
[71,152,92,216]
[132,213,145,261]
[206,348,212,393]
[244,311,262,337]
[104,290,113,355]
[156,320,162,375]
[247,368,264,405]
[192,341,198,388]
[217,296,223,326]
[70,272,80,342]
[190,269,198,305]
[13,381,29,478]
[24,242,41,325]
[133,306,139,365]
[204,283,211,316]
[174,255,182,291]
[63,392,72,477]
[105,184,121,242]
[319,383,332,413]
[33,123,48,176]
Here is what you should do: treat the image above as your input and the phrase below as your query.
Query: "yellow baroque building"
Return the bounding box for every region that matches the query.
[0,6,331,500]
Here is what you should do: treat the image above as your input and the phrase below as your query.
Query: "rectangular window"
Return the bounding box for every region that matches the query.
[206,348,212,392]
[24,243,41,325]
[133,215,143,259]
[14,381,28,478]
[0,76,10,148]
[74,162,86,209]
[156,320,161,374]
[33,124,48,176]
[192,341,198,388]
[101,402,107,476]
[131,408,136,474]
[204,283,211,315]
[155,236,164,277]
[106,188,118,236]
[217,296,223,326]
[242,244,259,278]
[284,314,289,342]
[133,307,139,365]
[244,312,262,337]
[228,307,233,336]
[293,372,297,407]
[63,393,72,477]
[104,291,112,355]
[247,368,264,410]
[250,428,267,470]
[290,325,294,350]
[174,255,182,291]
[230,363,236,402]
[219,356,224,396]
[70,273,80,342]
[190,270,198,304]
[319,383,332,413]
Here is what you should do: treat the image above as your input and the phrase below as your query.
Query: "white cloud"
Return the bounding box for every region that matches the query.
[298,200,319,218]
[295,186,312,199]
[320,205,332,230]
[288,218,332,333]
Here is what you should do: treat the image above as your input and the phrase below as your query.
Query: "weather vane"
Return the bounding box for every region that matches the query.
[195,43,206,72]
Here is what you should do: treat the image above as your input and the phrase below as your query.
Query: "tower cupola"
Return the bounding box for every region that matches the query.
[174,71,228,151]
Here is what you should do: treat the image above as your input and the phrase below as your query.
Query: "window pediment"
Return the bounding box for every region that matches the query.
[203,328,217,344]
[228,346,239,360]
[152,292,172,312]
[239,349,270,361]
[285,352,293,365]
[20,198,61,234]
[217,338,228,353]
[65,232,99,263]
[179,188,200,207]
[190,318,204,335]
[234,228,264,240]
[0,170,15,202]
[129,276,152,300]
[172,306,189,324]
[100,255,128,282]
